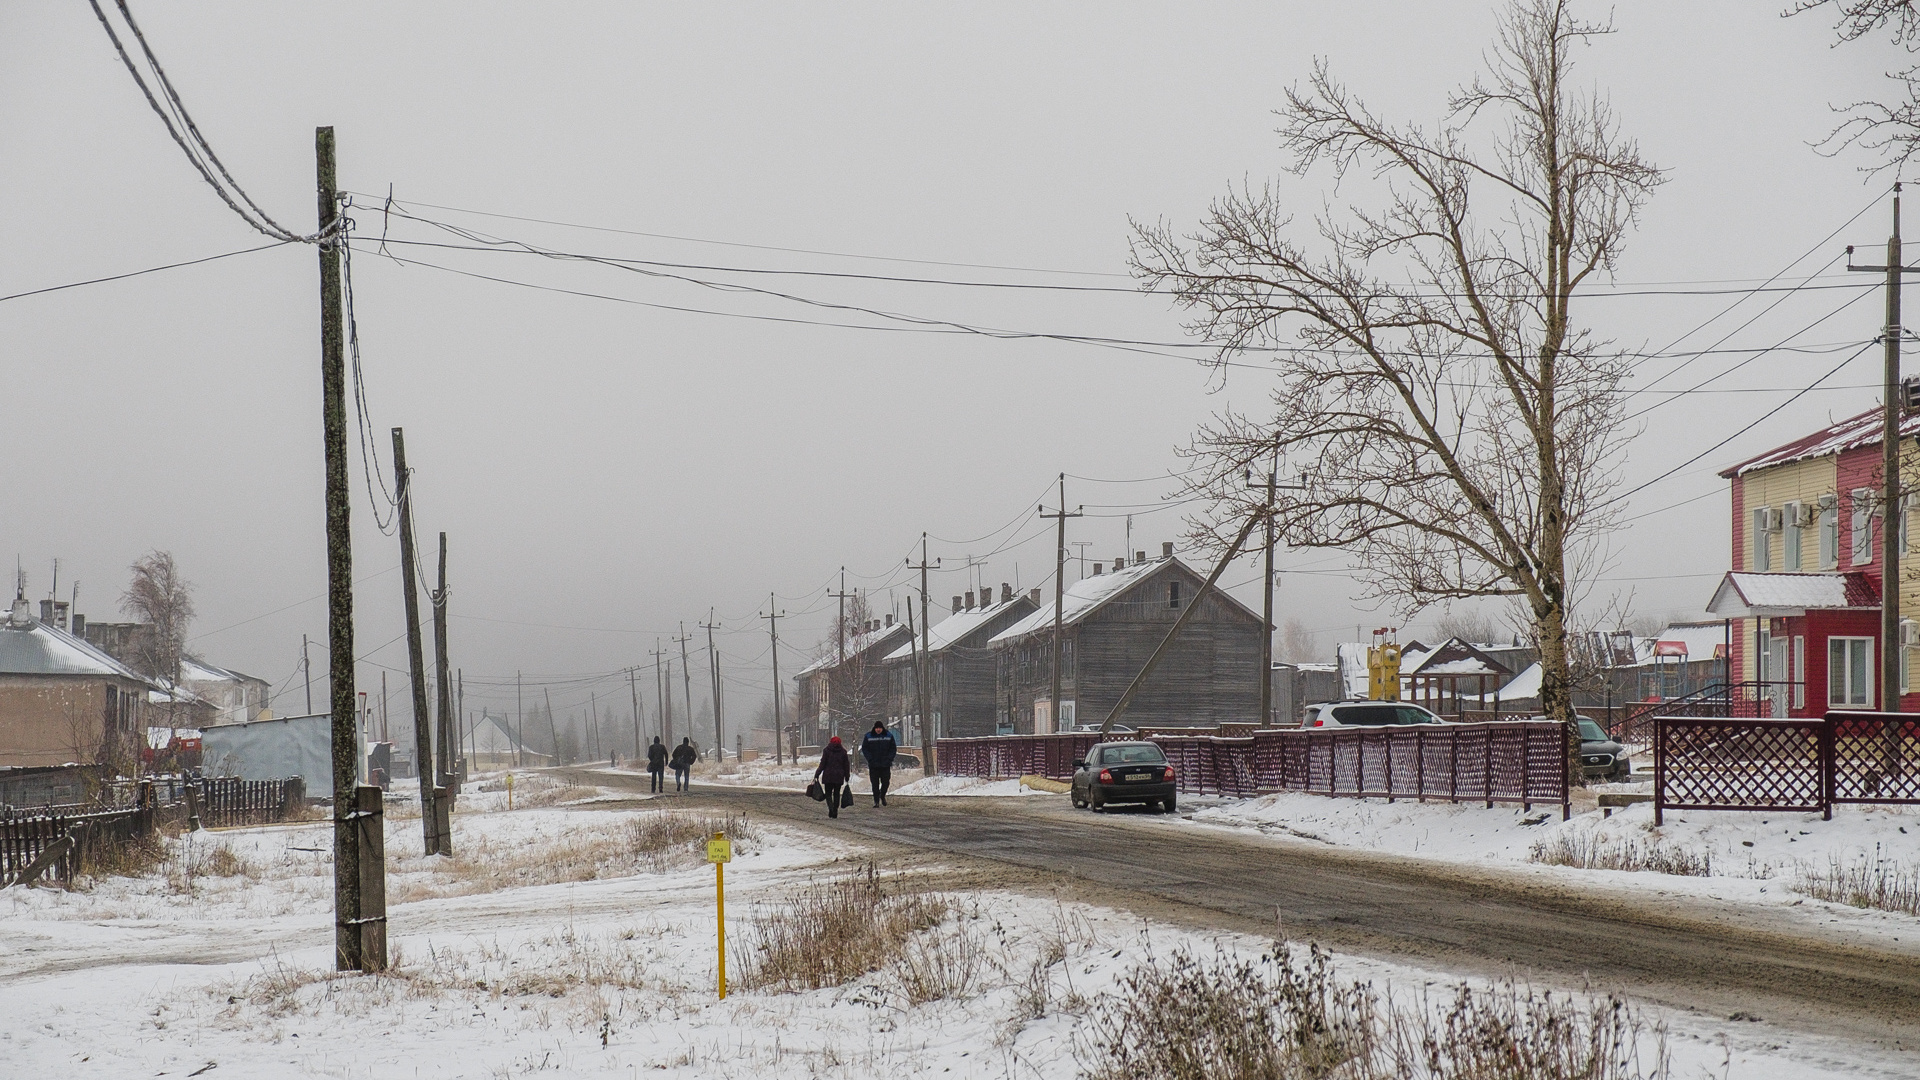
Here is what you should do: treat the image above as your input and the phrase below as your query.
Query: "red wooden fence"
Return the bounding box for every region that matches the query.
[937,721,1572,817]
[1655,711,1920,823]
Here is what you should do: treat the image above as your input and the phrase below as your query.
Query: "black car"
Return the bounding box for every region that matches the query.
[1533,716,1632,780]
[1071,742,1177,813]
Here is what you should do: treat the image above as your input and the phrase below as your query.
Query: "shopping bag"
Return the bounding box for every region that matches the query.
[839,785,853,809]
[806,781,826,802]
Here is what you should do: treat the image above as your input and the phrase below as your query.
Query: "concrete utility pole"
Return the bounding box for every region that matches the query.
[391,427,438,856]
[701,611,724,763]
[316,126,382,972]
[629,666,642,761]
[1848,184,1916,713]
[1039,475,1082,733]
[761,598,786,765]
[907,535,939,772]
[677,625,696,752]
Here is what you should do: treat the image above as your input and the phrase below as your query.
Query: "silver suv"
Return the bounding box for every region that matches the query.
[1301,701,1448,728]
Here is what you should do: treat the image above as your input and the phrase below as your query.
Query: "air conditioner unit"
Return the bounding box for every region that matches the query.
[1761,507,1784,533]
[1902,619,1920,649]
[1784,501,1807,528]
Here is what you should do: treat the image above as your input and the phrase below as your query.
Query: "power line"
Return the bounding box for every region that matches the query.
[0,241,291,304]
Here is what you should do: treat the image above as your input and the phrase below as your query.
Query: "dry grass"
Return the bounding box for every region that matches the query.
[891,913,991,1005]
[1086,943,1669,1080]
[1794,846,1920,915]
[1528,832,1711,876]
[732,864,947,992]
[390,807,754,903]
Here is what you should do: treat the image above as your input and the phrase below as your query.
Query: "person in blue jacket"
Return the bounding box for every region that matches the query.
[860,720,898,807]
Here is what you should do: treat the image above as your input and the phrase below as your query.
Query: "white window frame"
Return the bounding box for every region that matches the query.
[1793,635,1806,709]
[1852,488,1877,566]
[1828,636,1874,710]
[1752,506,1772,571]
[1785,501,1805,570]
[1819,494,1840,569]
[1902,494,1914,556]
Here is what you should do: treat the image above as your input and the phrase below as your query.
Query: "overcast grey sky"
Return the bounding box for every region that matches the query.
[0,1,1906,726]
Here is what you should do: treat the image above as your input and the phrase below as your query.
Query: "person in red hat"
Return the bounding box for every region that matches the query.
[814,736,852,818]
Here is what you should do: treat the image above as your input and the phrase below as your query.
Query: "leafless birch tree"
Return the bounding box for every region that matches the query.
[1130,0,1662,763]
[120,550,194,684]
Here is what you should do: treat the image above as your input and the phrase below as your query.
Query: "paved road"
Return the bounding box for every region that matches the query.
[582,770,1920,1052]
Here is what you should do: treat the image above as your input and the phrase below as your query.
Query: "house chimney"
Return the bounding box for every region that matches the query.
[1135,551,1146,564]
[52,601,67,632]
[1029,588,1041,602]
[953,595,963,614]
[1092,564,1102,575]
[1113,557,1124,572]
[1001,583,1012,603]
[71,613,85,638]
[1162,542,1174,559]
[965,590,975,610]
[9,596,31,625]
[884,614,893,628]
[39,599,53,623]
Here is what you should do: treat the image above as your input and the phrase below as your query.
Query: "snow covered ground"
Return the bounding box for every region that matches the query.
[1191,789,1920,945]
[0,789,1911,1078]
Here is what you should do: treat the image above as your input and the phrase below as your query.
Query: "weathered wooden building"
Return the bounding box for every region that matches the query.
[881,584,1039,741]
[988,545,1266,732]
[0,596,151,770]
[791,617,913,745]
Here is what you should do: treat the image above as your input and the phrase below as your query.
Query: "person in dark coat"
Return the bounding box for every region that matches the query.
[646,735,668,793]
[670,737,697,792]
[814,736,851,818]
[860,721,898,807]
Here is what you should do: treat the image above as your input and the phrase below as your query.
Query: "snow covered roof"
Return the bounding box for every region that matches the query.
[882,595,1034,662]
[1399,637,1512,679]
[1707,571,1878,618]
[181,657,261,685]
[1720,406,1920,477]
[1647,622,1729,662]
[988,557,1171,644]
[0,612,150,682]
[1335,642,1371,699]
[1479,661,1541,702]
[792,621,914,678]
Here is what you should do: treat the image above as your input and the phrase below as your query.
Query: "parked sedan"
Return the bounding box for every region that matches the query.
[1301,701,1449,728]
[1524,715,1633,781]
[1071,742,1177,813]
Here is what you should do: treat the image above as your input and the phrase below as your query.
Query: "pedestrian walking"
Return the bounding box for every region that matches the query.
[670,737,697,792]
[646,735,668,794]
[860,720,897,807]
[814,736,851,819]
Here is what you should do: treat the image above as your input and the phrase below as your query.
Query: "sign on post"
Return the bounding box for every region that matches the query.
[707,831,731,999]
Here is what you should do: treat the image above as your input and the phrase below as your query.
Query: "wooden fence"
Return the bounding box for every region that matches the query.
[937,720,1573,817]
[1,776,305,888]
[1655,711,1920,823]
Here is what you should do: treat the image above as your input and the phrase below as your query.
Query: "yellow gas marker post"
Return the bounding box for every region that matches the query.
[505,772,514,810]
[707,831,733,999]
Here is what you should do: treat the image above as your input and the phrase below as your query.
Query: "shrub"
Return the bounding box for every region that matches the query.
[732,865,946,992]
[1529,832,1710,876]
[1794,846,1920,915]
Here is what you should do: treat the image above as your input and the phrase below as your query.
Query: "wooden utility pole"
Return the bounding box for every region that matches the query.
[302,633,313,715]
[317,126,381,972]
[379,671,388,741]
[629,666,643,761]
[432,532,457,849]
[1099,510,1264,736]
[391,427,438,855]
[1848,185,1914,713]
[544,687,561,764]
[907,535,939,773]
[589,693,603,761]
[1039,475,1082,733]
[1246,467,1302,726]
[762,599,786,765]
[515,670,524,768]
[677,625,696,751]
[701,611,724,762]
[652,643,671,744]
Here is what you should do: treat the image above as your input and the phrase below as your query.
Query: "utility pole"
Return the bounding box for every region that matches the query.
[589,693,602,761]
[1246,467,1300,726]
[302,634,313,715]
[907,536,939,772]
[701,611,724,763]
[515,670,524,768]
[652,643,670,744]
[457,669,465,765]
[316,126,380,972]
[1071,542,1091,582]
[544,688,560,764]
[392,427,438,856]
[380,671,388,741]
[1039,474,1082,733]
[433,532,456,806]
[629,666,642,762]
[827,568,855,743]
[677,625,696,752]
[762,598,786,765]
[1848,184,1916,713]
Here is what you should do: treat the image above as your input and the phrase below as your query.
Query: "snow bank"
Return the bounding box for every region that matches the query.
[890,775,1039,797]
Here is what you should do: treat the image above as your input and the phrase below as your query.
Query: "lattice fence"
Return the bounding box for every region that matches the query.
[1653,712,1920,822]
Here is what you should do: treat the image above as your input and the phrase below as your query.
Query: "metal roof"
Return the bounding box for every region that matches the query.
[1706,571,1879,618]
[792,621,914,678]
[881,594,1036,662]
[0,614,151,681]
[1719,406,1920,478]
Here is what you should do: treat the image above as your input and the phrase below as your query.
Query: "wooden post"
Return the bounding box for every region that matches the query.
[391,428,438,856]
[354,785,388,969]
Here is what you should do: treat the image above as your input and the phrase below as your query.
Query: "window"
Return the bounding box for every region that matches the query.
[1169,580,1182,608]
[1852,488,1877,566]
[1752,506,1772,571]
[1101,744,1166,765]
[1793,636,1805,709]
[1829,636,1873,709]
[1819,495,1839,568]
[1903,494,1914,556]
[1785,501,1804,570]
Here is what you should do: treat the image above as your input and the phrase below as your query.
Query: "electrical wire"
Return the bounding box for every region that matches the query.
[0,241,292,305]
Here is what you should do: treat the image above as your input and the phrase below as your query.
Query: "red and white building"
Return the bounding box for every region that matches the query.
[1709,406,1920,716]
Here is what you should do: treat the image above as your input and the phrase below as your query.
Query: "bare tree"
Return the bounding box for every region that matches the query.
[1276,617,1320,664]
[1131,0,1662,779]
[1789,1,1920,166]
[120,551,194,684]
[1436,607,1506,646]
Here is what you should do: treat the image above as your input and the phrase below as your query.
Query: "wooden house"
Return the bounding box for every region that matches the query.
[987,544,1265,732]
[791,618,913,745]
[880,584,1039,741]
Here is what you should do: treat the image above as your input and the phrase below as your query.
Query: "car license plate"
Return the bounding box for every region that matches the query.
[1127,773,1153,781]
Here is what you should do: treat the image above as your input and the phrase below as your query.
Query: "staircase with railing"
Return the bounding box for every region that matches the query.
[1614,680,1799,745]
